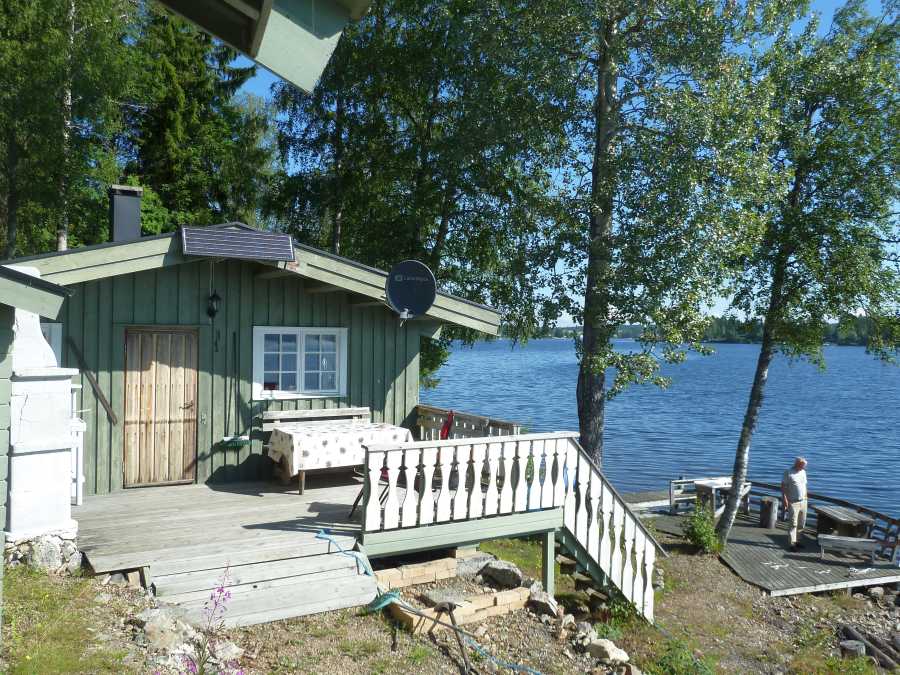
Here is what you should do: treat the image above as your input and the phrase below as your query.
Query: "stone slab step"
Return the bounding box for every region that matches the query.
[176,572,378,627]
[155,553,359,598]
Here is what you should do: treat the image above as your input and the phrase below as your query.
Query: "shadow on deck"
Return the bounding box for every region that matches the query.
[651,512,900,596]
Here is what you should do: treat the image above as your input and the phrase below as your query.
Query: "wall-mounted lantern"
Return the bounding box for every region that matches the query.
[207,290,222,319]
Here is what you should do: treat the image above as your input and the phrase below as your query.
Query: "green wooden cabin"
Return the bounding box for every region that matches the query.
[7,223,499,496]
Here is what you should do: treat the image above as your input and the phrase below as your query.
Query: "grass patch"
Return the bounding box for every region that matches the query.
[2,566,132,674]
[407,644,433,664]
[478,537,575,594]
[593,621,623,641]
[642,638,716,675]
[338,638,382,659]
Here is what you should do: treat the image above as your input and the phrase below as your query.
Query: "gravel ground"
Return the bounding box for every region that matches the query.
[7,534,898,674]
[235,574,602,674]
[622,532,900,674]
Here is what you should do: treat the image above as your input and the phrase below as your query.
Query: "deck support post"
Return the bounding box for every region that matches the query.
[541,530,555,597]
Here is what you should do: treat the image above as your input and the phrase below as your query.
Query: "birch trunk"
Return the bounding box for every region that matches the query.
[577,29,617,465]
[717,259,787,543]
[57,0,75,252]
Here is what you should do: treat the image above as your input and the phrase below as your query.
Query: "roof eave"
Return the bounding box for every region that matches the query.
[2,233,501,335]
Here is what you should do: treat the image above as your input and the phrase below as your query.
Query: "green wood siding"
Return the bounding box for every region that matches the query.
[59,260,426,496]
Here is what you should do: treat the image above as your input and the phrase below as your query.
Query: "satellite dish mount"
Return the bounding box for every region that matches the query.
[385,260,437,325]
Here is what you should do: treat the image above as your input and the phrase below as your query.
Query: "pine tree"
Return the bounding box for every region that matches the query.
[127,6,274,229]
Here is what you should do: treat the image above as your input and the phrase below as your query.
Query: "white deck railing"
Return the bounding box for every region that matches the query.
[362,432,664,622]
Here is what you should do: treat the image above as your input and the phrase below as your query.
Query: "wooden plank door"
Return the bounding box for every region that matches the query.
[124,328,198,487]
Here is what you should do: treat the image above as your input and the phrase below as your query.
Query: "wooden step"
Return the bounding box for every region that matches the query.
[85,531,358,575]
[155,553,359,598]
[175,572,378,627]
[555,554,578,575]
[572,572,595,590]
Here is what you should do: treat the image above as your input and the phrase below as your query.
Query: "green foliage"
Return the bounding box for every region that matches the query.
[683,504,723,554]
[717,0,900,543]
[727,1,900,365]
[271,0,567,352]
[0,0,136,256]
[125,6,277,229]
[593,621,624,641]
[522,0,807,459]
[644,638,715,675]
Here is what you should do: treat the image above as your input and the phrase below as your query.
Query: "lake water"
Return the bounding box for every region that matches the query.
[421,339,900,515]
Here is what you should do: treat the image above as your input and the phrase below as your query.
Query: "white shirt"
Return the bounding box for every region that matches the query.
[782,468,807,503]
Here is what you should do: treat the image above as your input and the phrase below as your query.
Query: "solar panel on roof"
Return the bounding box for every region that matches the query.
[181,225,295,262]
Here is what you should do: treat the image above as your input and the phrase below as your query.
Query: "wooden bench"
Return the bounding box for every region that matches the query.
[818,534,880,562]
[260,406,371,432]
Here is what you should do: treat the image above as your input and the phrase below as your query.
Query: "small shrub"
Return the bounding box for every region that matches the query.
[594,621,623,641]
[645,639,715,675]
[682,504,722,554]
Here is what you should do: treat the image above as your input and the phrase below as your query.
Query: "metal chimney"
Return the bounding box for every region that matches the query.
[108,185,143,243]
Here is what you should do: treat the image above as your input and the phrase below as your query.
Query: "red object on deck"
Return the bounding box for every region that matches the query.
[439,410,455,440]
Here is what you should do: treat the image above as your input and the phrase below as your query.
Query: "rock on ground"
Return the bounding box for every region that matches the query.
[587,638,630,665]
[528,589,559,618]
[26,536,63,572]
[480,560,524,588]
[839,639,866,658]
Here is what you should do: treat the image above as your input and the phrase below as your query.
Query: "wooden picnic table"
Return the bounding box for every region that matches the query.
[812,504,874,538]
[695,478,752,519]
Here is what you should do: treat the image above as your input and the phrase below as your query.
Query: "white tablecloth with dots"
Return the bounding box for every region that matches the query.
[268,420,413,476]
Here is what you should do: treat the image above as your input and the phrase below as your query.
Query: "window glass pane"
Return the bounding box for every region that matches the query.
[305,353,319,371]
[305,334,320,352]
[264,353,279,371]
[321,372,336,391]
[264,334,280,352]
[264,372,278,390]
[321,353,336,372]
[281,372,297,391]
[304,372,320,391]
[321,334,337,352]
[281,353,297,372]
[281,334,297,352]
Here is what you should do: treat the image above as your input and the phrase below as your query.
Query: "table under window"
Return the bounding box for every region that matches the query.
[268,420,413,494]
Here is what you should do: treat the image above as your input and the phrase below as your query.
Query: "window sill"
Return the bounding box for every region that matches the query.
[254,392,347,401]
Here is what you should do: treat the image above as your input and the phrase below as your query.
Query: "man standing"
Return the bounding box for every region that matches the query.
[782,457,808,550]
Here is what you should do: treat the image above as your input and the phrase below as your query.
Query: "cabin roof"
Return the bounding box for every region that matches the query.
[0,265,71,319]
[4,227,501,335]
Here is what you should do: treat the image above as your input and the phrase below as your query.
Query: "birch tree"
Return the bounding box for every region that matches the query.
[717,1,900,543]
[538,1,791,462]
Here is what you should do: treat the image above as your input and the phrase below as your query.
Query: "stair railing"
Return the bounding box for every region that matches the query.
[362,432,665,622]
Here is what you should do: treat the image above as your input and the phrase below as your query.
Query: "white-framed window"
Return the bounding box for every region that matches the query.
[252,326,348,400]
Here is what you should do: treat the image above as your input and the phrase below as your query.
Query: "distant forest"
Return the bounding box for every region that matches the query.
[532,316,877,347]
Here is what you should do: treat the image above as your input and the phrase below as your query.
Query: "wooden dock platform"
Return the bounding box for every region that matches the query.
[652,513,900,596]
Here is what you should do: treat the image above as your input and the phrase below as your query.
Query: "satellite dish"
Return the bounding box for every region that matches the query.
[385,260,437,320]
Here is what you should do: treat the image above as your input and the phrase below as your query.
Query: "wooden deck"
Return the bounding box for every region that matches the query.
[75,475,362,573]
[74,476,378,625]
[651,513,900,596]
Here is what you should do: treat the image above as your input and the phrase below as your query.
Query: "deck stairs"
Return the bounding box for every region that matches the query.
[149,535,377,627]
[362,432,666,622]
